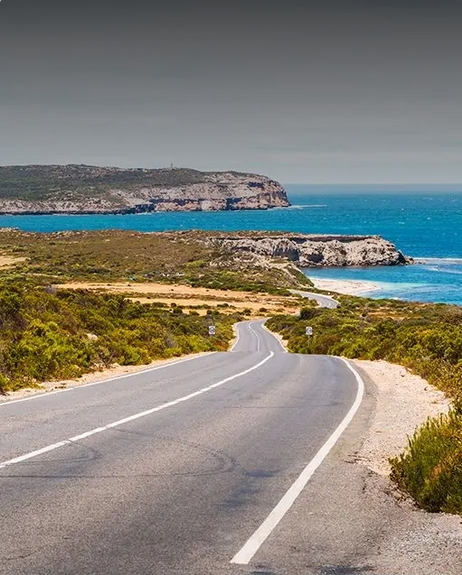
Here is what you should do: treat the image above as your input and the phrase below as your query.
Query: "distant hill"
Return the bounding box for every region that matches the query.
[0,165,290,214]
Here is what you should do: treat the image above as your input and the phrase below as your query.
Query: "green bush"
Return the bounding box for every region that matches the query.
[390,408,462,514]
[0,281,241,393]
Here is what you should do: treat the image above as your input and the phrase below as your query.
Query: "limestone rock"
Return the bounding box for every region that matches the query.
[212,234,411,267]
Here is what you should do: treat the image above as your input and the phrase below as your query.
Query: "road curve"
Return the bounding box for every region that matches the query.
[289,288,339,308]
[1,321,460,575]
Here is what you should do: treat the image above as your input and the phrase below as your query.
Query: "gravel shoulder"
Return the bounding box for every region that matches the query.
[0,352,213,403]
[352,358,451,476]
[345,358,462,574]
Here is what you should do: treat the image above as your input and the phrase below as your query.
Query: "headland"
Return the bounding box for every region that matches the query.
[0,165,289,214]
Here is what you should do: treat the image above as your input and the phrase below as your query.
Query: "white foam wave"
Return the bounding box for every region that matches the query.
[284,204,327,210]
[417,257,462,264]
[425,267,462,276]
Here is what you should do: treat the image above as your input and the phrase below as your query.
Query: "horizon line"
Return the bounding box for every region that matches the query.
[283,182,462,187]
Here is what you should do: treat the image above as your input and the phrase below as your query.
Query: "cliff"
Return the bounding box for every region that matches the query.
[0,165,289,214]
[211,233,412,267]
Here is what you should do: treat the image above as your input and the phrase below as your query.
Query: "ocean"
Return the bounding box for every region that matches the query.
[0,185,461,305]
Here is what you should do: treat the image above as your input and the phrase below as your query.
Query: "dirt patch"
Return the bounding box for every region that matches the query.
[0,254,26,268]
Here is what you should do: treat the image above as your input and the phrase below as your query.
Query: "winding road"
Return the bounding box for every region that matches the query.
[1,321,460,574]
[289,289,339,309]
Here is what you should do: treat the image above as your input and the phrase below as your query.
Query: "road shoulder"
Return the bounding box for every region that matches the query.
[256,358,462,574]
[351,358,450,477]
[0,352,213,404]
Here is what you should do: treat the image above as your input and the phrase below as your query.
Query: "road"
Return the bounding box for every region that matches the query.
[1,321,460,575]
[289,289,339,309]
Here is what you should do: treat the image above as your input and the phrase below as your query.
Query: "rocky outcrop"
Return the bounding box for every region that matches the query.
[0,165,289,214]
[212,234,412,266]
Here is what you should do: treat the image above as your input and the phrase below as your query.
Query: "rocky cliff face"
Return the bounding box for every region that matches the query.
[120,175,289,213]
[0,165,289,214]
[212,234,411,266]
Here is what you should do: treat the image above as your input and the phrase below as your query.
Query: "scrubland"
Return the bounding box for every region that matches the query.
[0,229,308,393]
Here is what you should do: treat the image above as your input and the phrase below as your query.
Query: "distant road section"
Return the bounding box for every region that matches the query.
[289,288,339,308]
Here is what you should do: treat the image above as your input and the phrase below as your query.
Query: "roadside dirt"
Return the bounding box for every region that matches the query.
[352,358,450,476]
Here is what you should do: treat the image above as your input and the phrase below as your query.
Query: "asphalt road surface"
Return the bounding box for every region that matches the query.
[1,321,460,575]
[289,289,339,309]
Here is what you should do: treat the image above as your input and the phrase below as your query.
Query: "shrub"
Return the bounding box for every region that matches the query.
[0,281,241,391]
[390,408,462,514]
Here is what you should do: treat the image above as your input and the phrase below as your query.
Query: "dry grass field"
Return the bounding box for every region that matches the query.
[55,281,302,316]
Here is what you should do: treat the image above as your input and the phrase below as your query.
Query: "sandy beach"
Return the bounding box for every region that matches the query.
[308,276,382,296]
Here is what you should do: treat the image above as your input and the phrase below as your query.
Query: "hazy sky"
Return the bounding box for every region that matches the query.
[1,1,461,183]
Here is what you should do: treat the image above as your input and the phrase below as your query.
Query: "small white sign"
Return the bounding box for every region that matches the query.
[208,325,216,336]
[305,326,313,336]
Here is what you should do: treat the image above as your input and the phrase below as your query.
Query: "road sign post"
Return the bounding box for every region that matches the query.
[208,325,216,336]
[305,326,313,336]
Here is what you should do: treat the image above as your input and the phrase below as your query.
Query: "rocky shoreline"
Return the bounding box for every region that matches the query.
[0,229,412,272]
[211,233,412,267]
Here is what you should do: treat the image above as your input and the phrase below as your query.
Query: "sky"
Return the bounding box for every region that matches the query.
[1,0,462,184]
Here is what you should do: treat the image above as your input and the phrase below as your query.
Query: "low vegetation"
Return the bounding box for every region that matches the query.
[0,229,311,293]
[267,296,462,514]
[0,279,241,393]
[0,229,312,394]
[0,165,209,201]
[390,408,462,514]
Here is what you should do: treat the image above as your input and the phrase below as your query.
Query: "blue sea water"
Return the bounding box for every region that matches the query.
[0,186,461,305]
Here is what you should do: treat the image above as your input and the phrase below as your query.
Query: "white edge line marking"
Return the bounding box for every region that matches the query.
[230,320,259,353]
[261,323,287,353]
[0,352,216,408]
[229,322,242,352]
[248,323,261,351]
[230,356,365,565]
[0,351,274,470]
